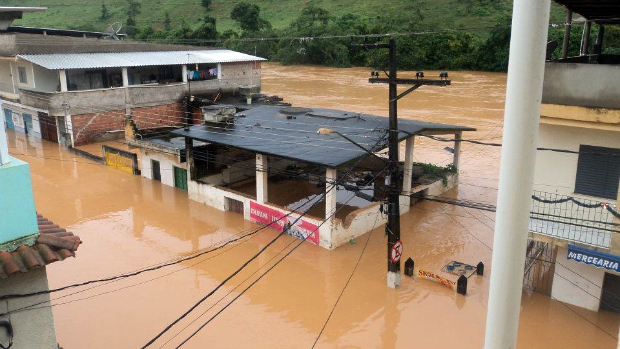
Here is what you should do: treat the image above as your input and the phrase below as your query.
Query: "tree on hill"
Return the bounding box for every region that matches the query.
[163,11,171,31]
[100,2,110,20]
[126,0,141,27]
[231,2,271,33]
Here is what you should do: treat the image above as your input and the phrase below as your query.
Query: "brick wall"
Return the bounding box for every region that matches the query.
[71,103,186,145]
[131,103,185,130]
[71,109,125,145]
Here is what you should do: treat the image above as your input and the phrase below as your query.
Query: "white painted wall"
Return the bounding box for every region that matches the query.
[14,62,35,90]
[533,123,620,200]
[140,149,182,188]
[32,64,60,92]
[0,268,58,349]
[0,60,16,97]
[552,246,605,311]
[188,172,454,250]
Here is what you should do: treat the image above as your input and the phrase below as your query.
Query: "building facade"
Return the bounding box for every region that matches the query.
[0,7,264,146]
[529,12,620,313]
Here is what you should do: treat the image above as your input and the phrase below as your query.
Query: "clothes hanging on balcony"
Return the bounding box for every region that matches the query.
[188,68,218,81]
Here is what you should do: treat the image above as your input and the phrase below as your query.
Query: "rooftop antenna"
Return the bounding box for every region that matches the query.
[104,22,123,40]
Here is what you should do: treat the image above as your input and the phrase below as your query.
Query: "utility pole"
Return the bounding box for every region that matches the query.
[350,37,450,288]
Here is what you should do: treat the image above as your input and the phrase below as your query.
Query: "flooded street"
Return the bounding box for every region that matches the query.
[7,62,619,348]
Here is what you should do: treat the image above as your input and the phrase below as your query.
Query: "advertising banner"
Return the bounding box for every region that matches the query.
[418,269,456,291]
[250,201,319,245]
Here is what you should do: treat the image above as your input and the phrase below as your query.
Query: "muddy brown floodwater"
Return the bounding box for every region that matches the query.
[7,62,619,348]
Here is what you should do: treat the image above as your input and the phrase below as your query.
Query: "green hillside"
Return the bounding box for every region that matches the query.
[4,0,567,35]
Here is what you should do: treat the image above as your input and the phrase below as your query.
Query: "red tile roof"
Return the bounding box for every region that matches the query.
[0,214,82,279]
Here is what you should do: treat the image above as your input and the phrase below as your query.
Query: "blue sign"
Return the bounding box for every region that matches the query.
[567,245,620,272]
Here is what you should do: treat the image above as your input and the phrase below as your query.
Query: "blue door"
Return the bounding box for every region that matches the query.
[4,109,14,130]
[23,113,32,134]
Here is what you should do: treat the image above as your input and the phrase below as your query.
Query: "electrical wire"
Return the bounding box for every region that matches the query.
[172,160,390,348]
[310,213,380,348]
[141,131,389,348]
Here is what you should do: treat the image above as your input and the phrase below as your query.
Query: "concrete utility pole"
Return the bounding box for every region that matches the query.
[483,0,550,347]
[350,37,450,288]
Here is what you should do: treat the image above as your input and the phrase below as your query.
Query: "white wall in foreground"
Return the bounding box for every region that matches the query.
[552,246,605,311]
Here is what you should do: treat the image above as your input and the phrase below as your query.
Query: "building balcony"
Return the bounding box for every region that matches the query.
[528,190,619,251]
[18,83,185,116]
[17,77,260,116]
[541,62,620,130]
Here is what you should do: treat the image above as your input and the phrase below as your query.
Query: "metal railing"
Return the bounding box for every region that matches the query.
[529,190,618,248]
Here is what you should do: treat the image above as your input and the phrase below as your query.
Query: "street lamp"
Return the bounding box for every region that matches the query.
[317,127,387,163]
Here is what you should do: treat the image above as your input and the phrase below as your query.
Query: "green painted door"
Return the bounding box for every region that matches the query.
[174,166,188,191]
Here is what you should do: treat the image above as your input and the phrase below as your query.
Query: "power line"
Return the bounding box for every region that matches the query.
[311,214,379,348]
[141,133,390,348]
[0,213,292,303]
[173,162,390,348]
[419,194,619,340]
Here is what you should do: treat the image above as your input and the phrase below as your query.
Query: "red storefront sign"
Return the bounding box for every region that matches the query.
[250,202,319,245]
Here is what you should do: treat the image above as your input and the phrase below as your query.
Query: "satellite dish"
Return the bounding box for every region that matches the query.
[104,22,123,40]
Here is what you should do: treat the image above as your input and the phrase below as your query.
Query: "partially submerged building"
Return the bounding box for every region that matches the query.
[143,104,474,249]
[0,7,264,146]
[527,0,620,313]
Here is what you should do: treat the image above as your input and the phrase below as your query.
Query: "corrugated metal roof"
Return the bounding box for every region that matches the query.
[17,50,266,70]
[172,105,476,168]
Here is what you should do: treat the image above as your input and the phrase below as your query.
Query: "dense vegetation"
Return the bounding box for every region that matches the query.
[7,0,618,72]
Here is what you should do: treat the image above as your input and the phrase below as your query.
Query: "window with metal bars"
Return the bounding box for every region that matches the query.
[574,145,620,200]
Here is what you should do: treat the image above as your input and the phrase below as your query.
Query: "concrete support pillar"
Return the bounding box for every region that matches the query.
[122,67,129,87]
[185,137,195,181]
[217,63,222,80]
[561,10,572,59]
[320,168,338,248]
[59,70,68,92]
[256,153,268,204]
[66,114,75,147]
[0,100,9,165]
[483,0,550,347]
[182,65,188,83]
[582,21,592,55]
[453,132,462,170]
[325,168,337,221]
[402,136,415,194]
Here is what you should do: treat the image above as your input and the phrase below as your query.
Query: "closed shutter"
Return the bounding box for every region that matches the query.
[601,273,620,314]
[574,145,620,200]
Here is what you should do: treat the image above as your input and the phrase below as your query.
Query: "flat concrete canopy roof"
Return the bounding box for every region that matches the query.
[554,0,620,25]
[171,105,475,168]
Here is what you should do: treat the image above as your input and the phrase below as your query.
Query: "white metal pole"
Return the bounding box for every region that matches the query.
[483,0,550,348]
[0,99,9,165]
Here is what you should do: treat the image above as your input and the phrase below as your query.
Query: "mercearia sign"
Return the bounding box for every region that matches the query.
[567,245,620,272]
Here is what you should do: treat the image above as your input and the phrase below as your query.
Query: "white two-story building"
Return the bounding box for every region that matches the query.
[527,0,620,315]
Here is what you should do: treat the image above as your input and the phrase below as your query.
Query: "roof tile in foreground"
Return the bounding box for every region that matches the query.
[0,214,82,280]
